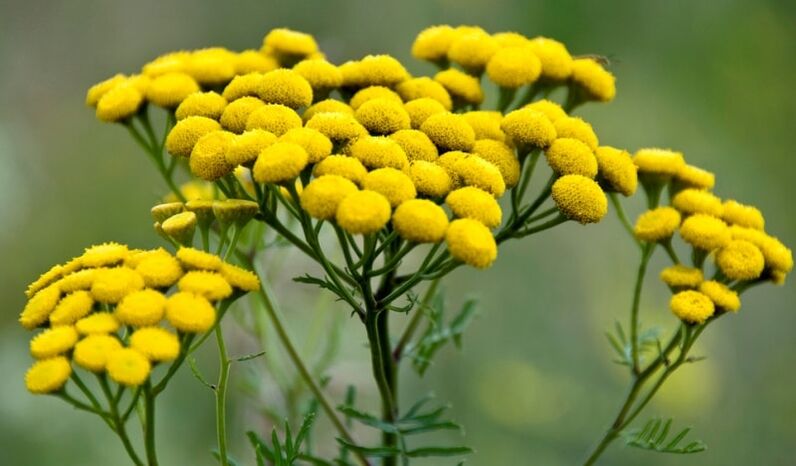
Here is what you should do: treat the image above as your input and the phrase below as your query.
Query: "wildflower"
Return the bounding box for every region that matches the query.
[493,31,530,48]
[722,200,764,230]
[19,285,61,329]
[757,235,793,274]
[235,50,279,74]
[165,292,216,333]
[435,150,469,186]
[594,146,638,196]
[130,327,180,362]
[263,28,318,61]
[176,247,223,271]
[679,214,731,251]
[551,175,608,224]
[301,175,359,220]
[96,83,143,122]
[313,155,368,185]
[219,263,261,292]
[189,130,235,181]
[699,281,741,312]
[226,129,278,166]
[462,111,505,142]
[222,73,265,101]
[404,98,448,129]
[434,68,484,105]
[146,72,200,108]
[213,199,259,226]
[446,187,502,228]
[178,271,233,301]
[220,96,266,134]
[279,127,332,163]
[633,207,681,242]
[501,109,556,151]
[335,190,392,235]
[715,240,765,280]
[186,47,237,85]
[292,59,343,94]
[633,148,685,177]
[304,112,368,142]
[453,156,506,197]
[445,218,498,269]
[472,140,520,188]
[25,264,64,299]
[553,117,598,151]
[49,291,94,326]
[185,200,217,228]
[672,189,724,217]
[362,168,417,207]
[86,74,127,107]
[175,91,227,120]
[528,37,573,81]
[116,289,167,327]
[30,326,79,359]
[257,69,314,108]
[253,141,309,184]
[396,77,452,110]
[389,129,439,162]
[392,199,449,243]
[408,161,453,198]
[523,98,567,122]
[91,267,145,304]
[75,312,121,335]
[303,99,354,122]
[107,348,152,386]
[350,136,409,170]
[142,51,190,77]
[355,98,411,134]
[412,25,457,63]
[421,112,476,152]
[670,290,714,324]
[660,265,703,289]
[25,356,71,394]
[246,104,303,136]
[73,335,122,372]
[486,47,542,88]
[161,211,197,245]
[447,28,499,73]
[151,202,185,223]
[545,138,598,178]
[353,54,410,87]
[350,86,403,110]
[676,164,715,190]
[570,58,616,102]
[82,242,129,268]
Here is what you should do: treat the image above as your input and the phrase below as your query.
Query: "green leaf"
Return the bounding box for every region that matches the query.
[211,450,241,466]
[411,297,479,376]
[622,418,707,454]
[335,438,401,458]
[233,350,267,362]
[337,405,400,433]
[246,431,273,465]
[405,446,474,457]
[188,356,215,391]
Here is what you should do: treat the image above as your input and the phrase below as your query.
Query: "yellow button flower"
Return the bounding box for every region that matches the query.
[166,116,223,157]
[305,112,368,142]
[676,164,715,190]
[279,127,333,163]
[699,281,741,312]
[355,98,412,134]
[453,156,506,197]
[389,129,439,163]
[96,83,143,122]
[396,77,452,110]
[545,138,598,178]
[130,327,181,362]
[246,104,303,136]
[404,98,448,129]
[553,116,598,151]
[672,189,724,217]
[161,211,197,245]
[91,267,145,304]
[362,168,417,207]
[292,59,342,94]
[222,73,265,102]
[82,242,129,268]
[75,312,120,335]
[434,68,484,105]
[186,47,237,86]
[303,99,354,123]
[25,264,64,299]
[522,98,567,122]
[393,199,450,243]
[30,325,79,359]
[107,348,152,386]
[722,200,764,230]
[633,207,681,242]
[354,54,410,87]
[86,73,127,107]
[219,263,261,292]
[49,291,94,326]
[528,37,573,81]
[73,334,122,372]
[166,292,216,333]
[25,356,72,394]
[715,240,765,281]
[679,214,731,251]
[447,28,499,73]
[408,161,453,198]
[175,91,227,121]
[551,175,607,224]
[234,50,278,74]
[594,146,638,196]
[19,285,61,330]
[670,290,714,324]
[633,148,685,177]
[660,264,703,289]
[445,218,498,269]
[486,47,542,88]
[501,109,556,151]
[301,175,360,220]
[472,140,520,188]
[263,28,319,60]
[257,69,313,109]
[146,72,200,108]
[226,129,278,166]
[253,141,309,184]
[335,190,392,235]
[421,112,476,152]
[189,130,236,181]
[412,25,457,62]
[350,136,409,170]
[571,58,616,102]
[446,187,502,228]
[350,86,403,110]
[220,96,266,134]
[313,155,368,185]
[115,289,168,327]
[178,271,233,301]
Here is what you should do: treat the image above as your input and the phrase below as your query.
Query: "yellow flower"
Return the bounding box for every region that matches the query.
[453,155,506,197]
[130,327,180,362]
[175,91,227,121]
[349,86,403,110]
[220,96,266,134]
[161,211,197,245]
[49,291,94,326]
[501,109,556,151]
[445,218,498,269]
[25,356,71,394]
[107,348,152,386]
[86,74,127,107]
[222,73,265,102]
[633,148,685,177]
[263,28,319,61]
[393,199,449,243]
[313,155,368,185]
[412,25,457,62]
[253,141,309,184]
[463,111,505,142]
[758,235,793,274]
[115,289,168,327]
[389,129,439,163]
[335,190,392,235]
[396,77,452,110]
[301,175,359,220]
[633,207,681,242]
[142,51,190,78]
[257,69,313,109]
[527,37,573,81]
[176,247,223,271]
[235,50,279,74]
[226,129,277,166]
[670,290,714,324]
[492,31,530,48]
[185,47,237,85]
[421,112,476,152]
[279,127,332,163]
[305,112,368,142]
[447,28,499,73]
[486,47,542,88]
[350,136,409,170]
[76,312,121,335]
[660,265,703,289]
[30,326,79,359]
[150,202,185,223]
[178,271,233,301]
[679,214,731,251]
[19,285,61,330]
[246,103,303,136]
[675,164,715,190]
[722,200,764,230]
[551,175,607,224]
[434,68,484,105]
[213,199,259,226]
[219,263,261,292]
[25,264,64,299]
[355,98,411,134]
[81,242,129,268]
[73,334,122,372]
[91,267,145,304]
[133,253,182,290]
[408,161,453,198]
[446,187,502,228]
[435,150,469,187]
[699,281,741,312]
[189,130,235,181]
[302,99,354,123]
[545,138,598,178]
[353,54,410,87]
[292,59,342,93]
[96,83,143,122]
[404,98,448,129]
[553,116,598,151]
[472,140,520,188]
[672,189,724,217]
[594,146,638,196]
[362,168,417,207]
[522,98,567,122]
[146,72,200,108]
[165,292,216,333]
[570,58,616,102]
[715,240,765,281]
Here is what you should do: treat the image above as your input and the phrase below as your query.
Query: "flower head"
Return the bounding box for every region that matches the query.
[226,129,278,166]
[472,140,520,188]
[301,175,360,220]
[82,242,129,268]
[73,335,122,372]
[672,189,723,217]
[362,168,417,207]
[350,86,402,110]
[447,28,499,73]
[303,99,354,122]
[434,69,484,105]
[355,98,411,134]
[715,240,765,281]
[263,28,319,61]
[570,58,616,102]
[463,111,505,142]
[486,47,542,88]
[253,141,309,184]
[679,214,731,251]
[453,155,506,197]
[115,289,168,327]
[528,37,573,81]
[404,98,448,129]
[86,74,128,107]
[675,164,715,190]
[670,290,714,324]
[699,281,740,312]
[545,138,598,178]
[523,98,567,122]
[25,356,71,394]
[408,161,453,198]
[246,104,302,136]
[178,271,233,301]
[49,291,94,326]
[445,218,497,269]
[389,129,439,163]
[292,59,342,93]
[130,327,180,362]
[146,72,200,108]
[219,263,261,292]
[392,199,449,243]
[222,73,265,102]
[20,285,61,330]
[335,190,392,235]
[501,109,556,150]
[91,267,145,304]
[30,326,79,359]
[634,207,681,242]
[396,77,452,110]
[350,136,409,170]
[660,265,703,289]
[412,25,457,62]
[175,91,227,120]
[633,148,685,177]
[313,155,368,185]
[305,112,368,141]
[107,348,151,386]
[220,96,266,134]
[75,312,120,335]
[257,69,313,109]
[722,200,764,230]
[553,117,598,151]
[551,175,607,224]
[96,83,143,122]
[446,187,502,228]
[165,292,216,333]
[421,113,476,152]
[161,211,197,245]
[594,146,638,196]
[279,127,333,163]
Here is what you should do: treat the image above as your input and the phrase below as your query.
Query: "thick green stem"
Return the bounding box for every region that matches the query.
[143,382,158,466]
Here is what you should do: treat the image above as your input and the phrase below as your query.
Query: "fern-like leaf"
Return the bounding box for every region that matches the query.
[622,418,707,454]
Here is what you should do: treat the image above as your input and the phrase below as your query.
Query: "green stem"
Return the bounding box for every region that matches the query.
[143,382,158,466]
[609,193,640,249]
[214,325,231,466]
[392,278,440,362]
[630,243,656,373]
[497,86,517,112]
[513,214,567,238]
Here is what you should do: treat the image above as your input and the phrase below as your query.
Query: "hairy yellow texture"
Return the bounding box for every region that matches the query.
[175,91,227,120]
[393,199,449,243]
[594,146,638,196]
[220,96,266,134]
[679,214,731,251]
[166,116,222,157]
[446,186,502,228]
[96,83,143,122]
[453,155,506,197]
[699,281,740,312]
[20,285,61,329]
[189,131,235,181]
[633,148,685,177]
[389,129,439,163]
[166,292,216,333]
[486,47,542,88]
[445,218,498,269]
[472,140,520,188]
[553,116,598,151]
[25,264,64,299]
[301,175,359,220]
[30,325,78,359]
[263,28,319,59]
[355,98,411,134]
[82,242,129,268]
[434,68,484,105]
[73,335,122,372]
[49,291,94,326]
[729,226,792,273]
[116,289,167,327]
[716,240,765,280]
[545,138,598,178]
[146,72,200,108]
[447,28,499,73]
[222,73,265,101]
[463,111,505,142]
[493,31,530,48]
[421,112,476,152]
[350,86,402,110]
[396,77,452,110]
[722,200,764,230]
[226,129,277,166]
[302,99,354,123]
[404,98,448,129]
[523,99,567,122]
[186,47,237,86]
[142,51,190,78]
[257,69,313,109]
[660,264,703,289]
[634,207,681,242]
[130,327,180,362]
[86,74,127,107]
[676,164,715,190]
[362,168,417,207]
[305,112,368,141]
[672,189,724,217]
[501,109,556,150]
[345,55,410,88]
[412,25,457,62]
[220,263,261,292]
[25,356,71,394]
[176,247,222,271]
[91,267,144,304]
[408,161,453,198]
[551,175,607,224]
[313,155,368,185]
[234,50,279,75]
[253,141,309,184]
[350,136,409,170]
[293,59,342,92]
[435,150,469,187]
[528,37,573,81]
[335,190,392,235]
[178,271,232,301]
[246,104,302,136]
[571,58,616,102]
[75,312,120,335]
[670,290,714,324]
[107,348,151,386]
[279,127,332,163]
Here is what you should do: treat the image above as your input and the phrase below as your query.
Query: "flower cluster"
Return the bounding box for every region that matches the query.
[20,242,259,394]
[630,149,792,324]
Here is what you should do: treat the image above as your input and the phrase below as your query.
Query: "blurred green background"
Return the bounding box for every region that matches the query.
[1,0,794,465]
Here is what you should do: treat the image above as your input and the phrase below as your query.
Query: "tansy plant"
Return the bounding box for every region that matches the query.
[19,25,792,466]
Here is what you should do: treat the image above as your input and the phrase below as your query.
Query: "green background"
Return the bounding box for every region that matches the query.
[1,0,794,465]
